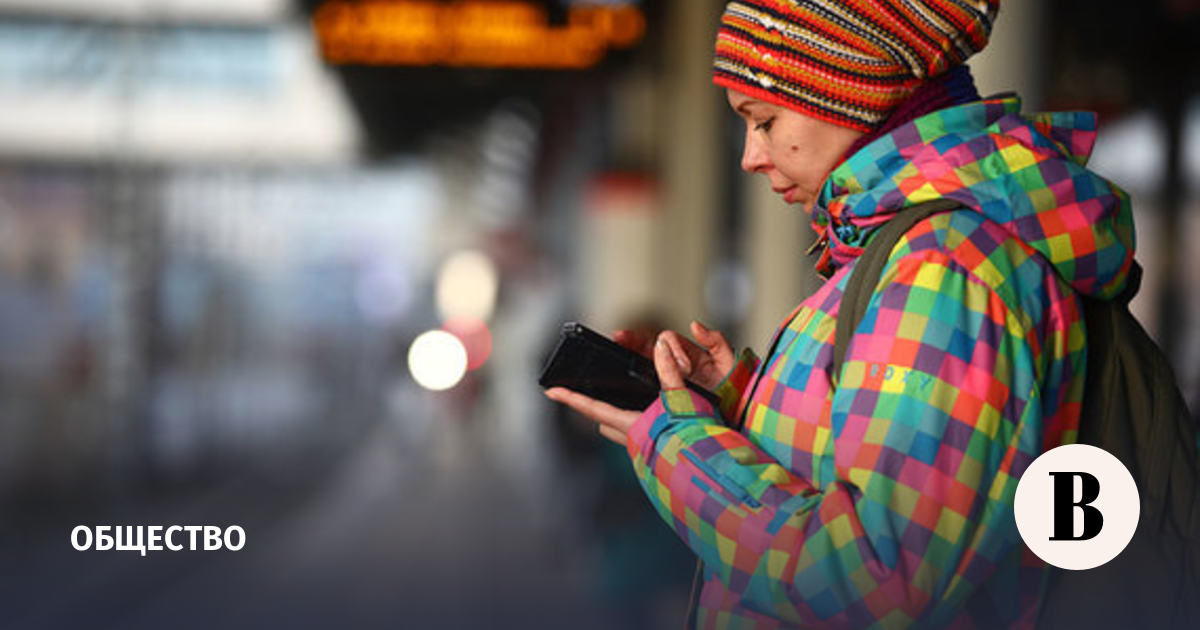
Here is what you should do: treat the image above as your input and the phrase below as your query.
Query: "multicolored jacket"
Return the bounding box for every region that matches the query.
[625,95,1136,629]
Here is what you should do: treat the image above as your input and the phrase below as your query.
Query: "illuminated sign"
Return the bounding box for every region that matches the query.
[312,1,645,69]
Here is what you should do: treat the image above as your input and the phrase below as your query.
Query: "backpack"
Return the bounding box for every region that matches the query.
[833,199,1200,629]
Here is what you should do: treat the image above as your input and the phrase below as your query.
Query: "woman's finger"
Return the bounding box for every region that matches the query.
[658,331,693,375]
[598,424,628,446]
[544,387,639,434]
[654,333,686,390]
[691,320,735,367]
[613,329,655,358]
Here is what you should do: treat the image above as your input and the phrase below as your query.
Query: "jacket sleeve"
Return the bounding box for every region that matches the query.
[625,248,1063,626]
[711,348,760,424]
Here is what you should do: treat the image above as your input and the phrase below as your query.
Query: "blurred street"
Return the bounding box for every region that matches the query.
[2,417,668,629]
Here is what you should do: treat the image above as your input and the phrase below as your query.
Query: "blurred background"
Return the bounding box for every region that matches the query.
[0,1,1196,628]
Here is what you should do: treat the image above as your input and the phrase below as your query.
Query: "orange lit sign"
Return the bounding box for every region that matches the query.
[313,1,646,69]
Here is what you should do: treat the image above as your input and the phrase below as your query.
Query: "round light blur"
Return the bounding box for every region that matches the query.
[443,316,493,371]
[408,330,468,391]
[436,250,499,322]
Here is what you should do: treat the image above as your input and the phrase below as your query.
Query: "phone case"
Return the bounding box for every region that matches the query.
[538,322,720,411]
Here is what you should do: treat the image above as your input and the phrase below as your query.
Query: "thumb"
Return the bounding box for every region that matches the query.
[654,334,685,390]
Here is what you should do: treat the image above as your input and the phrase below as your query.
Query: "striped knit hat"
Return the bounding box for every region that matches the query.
[713,0,1000,132]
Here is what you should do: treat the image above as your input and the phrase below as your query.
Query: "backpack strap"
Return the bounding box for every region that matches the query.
[1115,259,1143,306]
[832,199,962,386]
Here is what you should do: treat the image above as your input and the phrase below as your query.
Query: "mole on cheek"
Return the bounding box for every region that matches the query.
[791,145,799,152]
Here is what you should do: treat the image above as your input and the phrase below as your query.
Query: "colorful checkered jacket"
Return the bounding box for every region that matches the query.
[625,95,1136,629]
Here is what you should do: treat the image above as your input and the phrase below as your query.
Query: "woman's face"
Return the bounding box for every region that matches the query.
[727,88,864,213]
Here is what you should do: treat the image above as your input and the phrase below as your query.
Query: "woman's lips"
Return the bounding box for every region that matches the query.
[774,186,798,203]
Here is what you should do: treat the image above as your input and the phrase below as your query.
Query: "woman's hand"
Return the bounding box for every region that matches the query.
[545,333,687,446]
[614,321,735,391]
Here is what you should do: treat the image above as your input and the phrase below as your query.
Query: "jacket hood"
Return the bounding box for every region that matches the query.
[812,95,1136,300]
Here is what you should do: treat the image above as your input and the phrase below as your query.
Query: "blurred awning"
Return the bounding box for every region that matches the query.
[0,19,361,164]
[0,0,289,24]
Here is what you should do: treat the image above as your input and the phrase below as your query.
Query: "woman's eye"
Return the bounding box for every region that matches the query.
[754,117,774,132]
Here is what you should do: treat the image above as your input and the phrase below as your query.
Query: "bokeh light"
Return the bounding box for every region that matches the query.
[435,249,499,322]
[442,316,493,371]
[407,329,468,391]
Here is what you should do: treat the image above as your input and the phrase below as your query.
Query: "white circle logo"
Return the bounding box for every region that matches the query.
[1013,444,1139,570]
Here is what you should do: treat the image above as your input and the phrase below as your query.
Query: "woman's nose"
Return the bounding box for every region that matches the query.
[740,130,770,173]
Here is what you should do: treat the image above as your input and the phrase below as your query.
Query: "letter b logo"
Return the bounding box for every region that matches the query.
[1048,472,1104,541]
[1014,445,1139,570]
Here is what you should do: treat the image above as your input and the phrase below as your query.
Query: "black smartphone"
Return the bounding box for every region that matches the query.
[538,321,721,411]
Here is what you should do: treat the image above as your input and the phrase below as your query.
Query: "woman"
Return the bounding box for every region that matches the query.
[546,0,1135,627]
